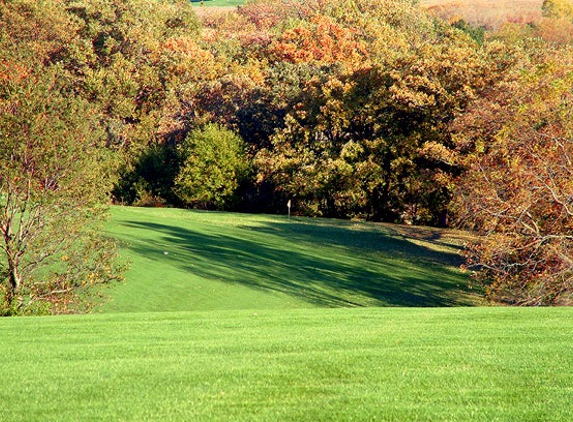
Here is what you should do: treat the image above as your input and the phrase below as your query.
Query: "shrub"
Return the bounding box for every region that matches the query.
[174,124,251,210]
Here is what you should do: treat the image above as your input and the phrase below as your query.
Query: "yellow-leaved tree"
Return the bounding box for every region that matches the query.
[542,0,573,18]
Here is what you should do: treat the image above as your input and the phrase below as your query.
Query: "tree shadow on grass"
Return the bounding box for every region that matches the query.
[118,218,478,308]
[240,219,467,267]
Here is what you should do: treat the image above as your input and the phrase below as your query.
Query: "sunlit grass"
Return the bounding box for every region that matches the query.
[101,206,481,313]
[2,208,571,421]
[1,307,572,421]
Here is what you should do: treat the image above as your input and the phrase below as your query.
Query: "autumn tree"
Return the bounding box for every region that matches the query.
[249,0,489,222]
[542,0,573,19]
[0,0,123,315]
[535,0,573,45]
[453,42,573,305]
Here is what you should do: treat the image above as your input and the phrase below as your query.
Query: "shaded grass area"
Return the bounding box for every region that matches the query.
[1,307,572,421]
[102,206,481,312]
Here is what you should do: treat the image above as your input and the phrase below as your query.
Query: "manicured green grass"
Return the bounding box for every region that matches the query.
[1,307,572,421]
[2,208,571,420]
[101,206,481,313]
[190,0,244,8]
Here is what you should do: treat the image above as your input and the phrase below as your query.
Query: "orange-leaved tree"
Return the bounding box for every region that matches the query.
[453,42,573,305]
[254,0,489,222]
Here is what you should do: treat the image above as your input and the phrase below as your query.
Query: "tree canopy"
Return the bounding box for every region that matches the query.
[175,124,251,209]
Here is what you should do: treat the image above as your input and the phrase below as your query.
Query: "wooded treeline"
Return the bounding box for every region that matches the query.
[2,0,573,310]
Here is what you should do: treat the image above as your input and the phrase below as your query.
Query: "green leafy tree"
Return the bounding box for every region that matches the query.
[175,124,251,210]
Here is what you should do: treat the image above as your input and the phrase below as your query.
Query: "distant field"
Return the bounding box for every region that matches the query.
[420,0,543,27]
[101,206,481,313]
[190,0,243,8]
[2,307,573,421]
[190,0,241,19]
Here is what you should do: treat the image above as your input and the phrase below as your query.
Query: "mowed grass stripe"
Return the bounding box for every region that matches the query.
[101,206,481,313]
[1,307,572,421]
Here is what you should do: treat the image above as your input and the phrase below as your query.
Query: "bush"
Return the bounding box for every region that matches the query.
[174,124,251,210]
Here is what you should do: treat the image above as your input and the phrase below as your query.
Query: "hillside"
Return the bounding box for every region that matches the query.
[101,206,482,313]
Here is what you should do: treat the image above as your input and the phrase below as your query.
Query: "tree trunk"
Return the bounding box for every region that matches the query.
[6,256,22,311]
[439,209,449,228]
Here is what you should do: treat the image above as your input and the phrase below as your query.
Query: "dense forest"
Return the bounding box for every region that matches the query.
[2,0,573,312]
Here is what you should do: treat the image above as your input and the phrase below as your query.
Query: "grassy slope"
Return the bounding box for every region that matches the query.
[1,307,573,421]
[101,206,481,313]
[2,209,572,421]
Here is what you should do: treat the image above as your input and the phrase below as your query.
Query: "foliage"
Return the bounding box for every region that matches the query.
[534,2,573,45]
[62,0,210,203]
[453,43,573,305]
[0,0,124,315]
[174,124,251,209]
[112,143,181,206]
[451,19,486,45]
[246,0,489,223]
[542,0,573,19]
